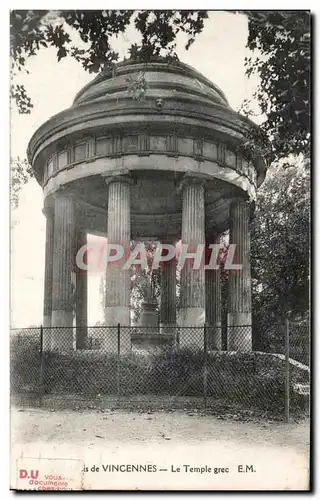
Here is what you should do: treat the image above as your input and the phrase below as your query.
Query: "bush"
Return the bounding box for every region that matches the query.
[145,347,205,395]
[10,339,308,416]
[42,352,147,396]
[10,334,41,394]
[145,349,308,413]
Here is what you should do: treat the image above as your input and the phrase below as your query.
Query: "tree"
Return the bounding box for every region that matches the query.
[10,157,34,209]
[10,10,208,114]
[241,10,310,163]
[250,157,310,347]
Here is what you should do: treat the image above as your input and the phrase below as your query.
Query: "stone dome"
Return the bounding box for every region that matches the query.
[28,57,266,189]
[72,57,230,109]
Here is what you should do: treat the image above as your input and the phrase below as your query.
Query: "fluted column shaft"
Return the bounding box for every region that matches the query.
[105,176,131,352]
[160,244,177,330]
[205,234,222,350]
[51,194,76,350]
[76,230,88,349]
[42,201,54,350]
[227,198,252,351]
[180,178,205,347]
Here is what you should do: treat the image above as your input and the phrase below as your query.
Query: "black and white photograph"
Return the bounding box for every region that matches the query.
[9,8,311,491]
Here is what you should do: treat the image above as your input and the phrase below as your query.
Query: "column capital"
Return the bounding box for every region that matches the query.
[177,173,207,193]
[102,170,135,187]
[42,196,54,218]
[229,197,252,228]
[230,195,251,209]
[52,186,76,201]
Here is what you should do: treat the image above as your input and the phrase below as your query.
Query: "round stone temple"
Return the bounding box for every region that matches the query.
[28,57,267,352]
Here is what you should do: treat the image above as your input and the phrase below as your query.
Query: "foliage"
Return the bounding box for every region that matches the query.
[10,332,41,393]
[241,11,310,163]
[10,9,208,113]
[125,72,148,100]
[259,319,310,366]
[251,157,310,344]
[10,157,34,209]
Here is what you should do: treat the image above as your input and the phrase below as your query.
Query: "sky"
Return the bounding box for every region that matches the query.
[10,11,261,327]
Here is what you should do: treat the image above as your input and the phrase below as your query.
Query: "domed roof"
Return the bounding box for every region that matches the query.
[28,56,267,191]
[72,57,230,110]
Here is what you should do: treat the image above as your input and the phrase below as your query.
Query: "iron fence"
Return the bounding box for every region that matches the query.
[10,322,310,419]
[260,321,310,367]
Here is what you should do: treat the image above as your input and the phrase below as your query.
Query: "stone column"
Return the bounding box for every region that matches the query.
[76,230,88,349]
[42,198,54,351]
[160,241,177,334]
[205,234,222,350]
[51,194,76,351]
[104,175,131,352]
[227,198,252,351]
[179,177,205,348]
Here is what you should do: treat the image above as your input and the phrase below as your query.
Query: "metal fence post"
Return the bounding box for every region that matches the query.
[39,325,44,406]
[117,323,121,398]
[285,318,290,422]
[203,324,208,412]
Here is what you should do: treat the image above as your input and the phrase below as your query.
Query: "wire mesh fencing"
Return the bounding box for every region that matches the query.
[258,320,310,367]
[10,322,310,419]
[288,320,310,367]
[10,328,42,393]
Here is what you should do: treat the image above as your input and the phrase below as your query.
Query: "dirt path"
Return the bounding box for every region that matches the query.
[11,408,310,491]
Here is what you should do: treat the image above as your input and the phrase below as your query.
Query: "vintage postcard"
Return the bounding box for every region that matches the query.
[10,9,310,491]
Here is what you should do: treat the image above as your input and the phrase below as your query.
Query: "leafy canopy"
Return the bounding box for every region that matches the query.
[242,10,310,163]
[10,10,207,114]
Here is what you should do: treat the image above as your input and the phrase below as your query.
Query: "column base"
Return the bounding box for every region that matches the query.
[179,308,204,349]
[160,323,176,334]
[43,315,51,328]
[76,326,88,350]
[180,307,205,326]
[51,310,74,351]
[42,314,52,351]
[105,306,130,326]
[227,313,252,351]
[207,322,222,350]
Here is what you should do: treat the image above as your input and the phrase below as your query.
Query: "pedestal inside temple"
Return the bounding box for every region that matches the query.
[132,301,173,350]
